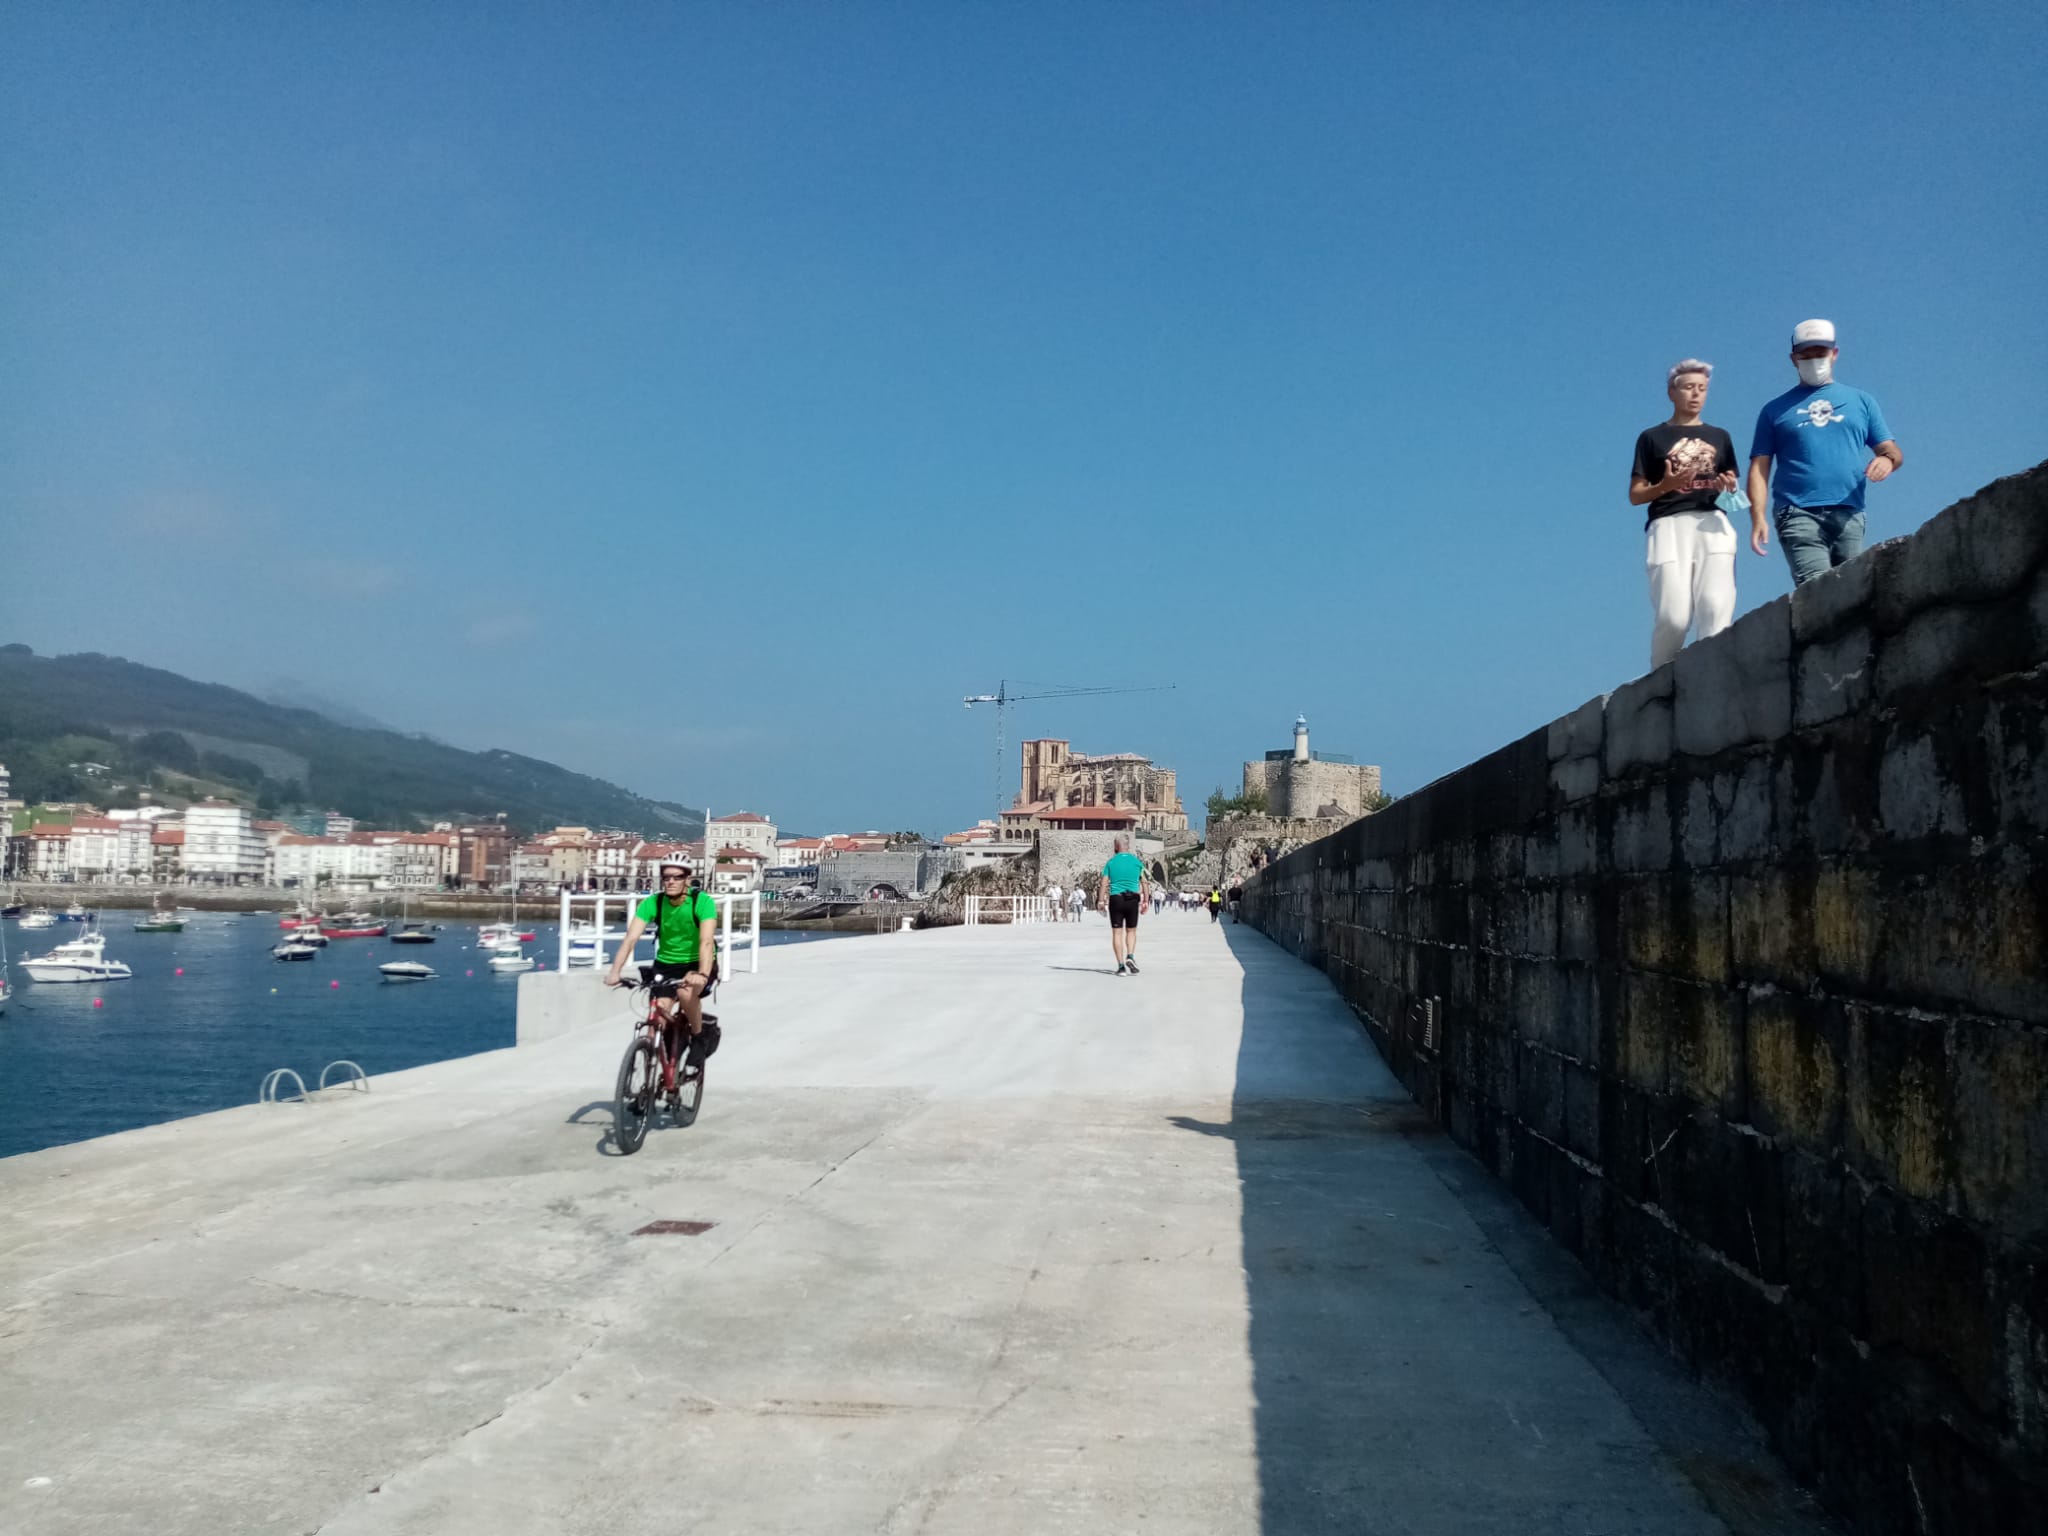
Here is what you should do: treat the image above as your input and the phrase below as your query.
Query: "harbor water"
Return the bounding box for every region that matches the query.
[0,910,852,1158]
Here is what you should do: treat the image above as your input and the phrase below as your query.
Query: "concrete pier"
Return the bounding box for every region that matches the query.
[2,920,1831,1535]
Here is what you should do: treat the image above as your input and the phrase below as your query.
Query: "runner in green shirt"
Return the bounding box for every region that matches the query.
[1100,836,1150,976]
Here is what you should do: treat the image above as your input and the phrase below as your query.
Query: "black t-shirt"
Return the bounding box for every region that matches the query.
[1632,422,1736,524]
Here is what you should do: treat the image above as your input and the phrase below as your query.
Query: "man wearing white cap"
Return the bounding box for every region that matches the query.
[1746,320,1903,586]
[1629,359,1741,668]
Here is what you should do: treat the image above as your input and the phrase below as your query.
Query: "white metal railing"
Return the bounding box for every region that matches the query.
[557,888,763,975]
[963,895,1054,925]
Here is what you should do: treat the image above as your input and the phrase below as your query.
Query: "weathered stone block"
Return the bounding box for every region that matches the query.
[1668,980,1744,1117]
[1872,461,2048,634]
[1673,598,1793,759]
[1860,1190,2004,1423]
[1875,591,2042,702]
[1793,624,1873,729]
[1718,757,1776,863]
[1845,1003,1954,1202]
[1521,831,1560,883]
[1546,694,1608,762]
[1557,967,1600,1062]
[1812,863,1886,989]
[1517,1042,1566,1143]
[1789,542,1879,643]
[1731,869,1813,987]
[1746,991,1844,1152]
[1780,1149,1861,1332]
[1608,785,1674,873]
[1556,807,1598,877]
[1558,887,1597,962]
[1604,668,1674,779]
[1949,1018,2048,1232]
[1880,854,2048,1026]
[1549,754,1600,803]
[1619,974,1673,1093]
[1563,1062,1601,1162]
[1876,728,1968,842]
[1511,960,1559,1048]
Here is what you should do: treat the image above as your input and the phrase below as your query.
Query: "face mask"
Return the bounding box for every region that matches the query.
[1796,355,1833,387]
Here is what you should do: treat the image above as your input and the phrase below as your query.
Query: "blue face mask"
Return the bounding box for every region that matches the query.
[1715,486,1750,517]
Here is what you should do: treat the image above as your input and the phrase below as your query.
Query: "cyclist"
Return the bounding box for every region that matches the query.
[604,862,718,1087]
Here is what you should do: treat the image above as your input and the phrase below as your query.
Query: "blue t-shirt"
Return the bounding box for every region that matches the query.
[1749,383,1893,512]
[1103,852,1145,895]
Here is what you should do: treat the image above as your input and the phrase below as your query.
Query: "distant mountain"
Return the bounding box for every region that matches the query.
[260,681,389,733]
[0,644,705,837]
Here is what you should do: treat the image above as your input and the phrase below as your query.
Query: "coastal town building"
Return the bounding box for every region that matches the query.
[1012,739,1187,832]
[707,812,777,862]
[184,802,266,883]
[774,835,825,869]
[151,825,183,880]
[709,846,767,894]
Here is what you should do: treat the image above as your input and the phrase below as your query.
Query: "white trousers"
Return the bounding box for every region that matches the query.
[1647,509,1737,669]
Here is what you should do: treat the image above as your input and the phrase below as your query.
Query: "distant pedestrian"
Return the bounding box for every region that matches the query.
[1046,881,1062,923]
[1630,359,1742,668]
[1747,319,1903,587]
[1228,881,1244,922]
[1102,836,1149,975]
[1207,886,1223,923]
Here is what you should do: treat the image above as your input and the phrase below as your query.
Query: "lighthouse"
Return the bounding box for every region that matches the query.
[1293,715,1310,763]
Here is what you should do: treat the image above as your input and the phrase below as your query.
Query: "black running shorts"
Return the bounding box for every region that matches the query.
[1108,891,1141,929]
[639,959,719,998]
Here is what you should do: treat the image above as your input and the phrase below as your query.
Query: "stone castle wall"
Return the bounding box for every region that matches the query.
[1241,462,2048,1534]
[1243,757,1383,818]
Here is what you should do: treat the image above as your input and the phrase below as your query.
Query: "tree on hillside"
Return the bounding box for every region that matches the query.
[1205,785,1268,820]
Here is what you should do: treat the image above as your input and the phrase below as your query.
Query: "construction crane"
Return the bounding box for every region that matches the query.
[962,679,1177,817]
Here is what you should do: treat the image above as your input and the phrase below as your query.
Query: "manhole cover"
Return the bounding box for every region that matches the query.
[633,1220,715,1236]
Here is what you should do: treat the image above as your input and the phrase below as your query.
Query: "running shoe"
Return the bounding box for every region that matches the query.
[1125,958,1140,975]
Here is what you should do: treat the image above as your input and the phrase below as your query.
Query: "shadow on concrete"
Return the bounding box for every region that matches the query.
[1206,923,1842,1536]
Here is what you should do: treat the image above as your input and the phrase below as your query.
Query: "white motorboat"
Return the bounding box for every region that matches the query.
[19,907,57,930]
[20,928,133,983]
[293,928,330,947]
[379,961,436,982]
[487,951,535,973]
[478,925,526,954]
[273,940,319,962]
[565,920,601,967]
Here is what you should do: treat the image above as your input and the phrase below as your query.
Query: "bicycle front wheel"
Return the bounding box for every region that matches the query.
[614,1036,658,1154]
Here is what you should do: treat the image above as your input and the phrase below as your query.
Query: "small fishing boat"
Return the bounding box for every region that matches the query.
[20,925,133,983]
[379,960,436,982]
[133,898,184,933]
[273,940,319,962]
[59,902,89,922]
[487,950,535,973]
[293,928,330,947]
[1,889,23,918]
[19,907,57,930]
[320,920,388,939]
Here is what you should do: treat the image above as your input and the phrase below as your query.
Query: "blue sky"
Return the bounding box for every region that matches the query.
[5,2,2043,834]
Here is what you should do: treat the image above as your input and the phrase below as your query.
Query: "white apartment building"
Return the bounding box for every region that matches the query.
[66,817,122,876]
[707,812,777,862]
[27,825,72,878]
[709,847,766,895]
[511,846,552,888]
[184,802,267,883]
[115,819,154,877]
[774,836,825,869]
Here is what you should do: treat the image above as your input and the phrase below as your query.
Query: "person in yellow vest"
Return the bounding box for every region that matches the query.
[1207,886,1223,923]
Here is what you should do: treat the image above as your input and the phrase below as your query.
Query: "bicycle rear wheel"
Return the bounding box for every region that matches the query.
[614,1036,658,1154]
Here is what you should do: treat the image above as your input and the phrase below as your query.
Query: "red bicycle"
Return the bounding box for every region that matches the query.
[612,976,717,1155]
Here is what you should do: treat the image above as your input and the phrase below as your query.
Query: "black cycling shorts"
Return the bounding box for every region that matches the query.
[1108,891,1141,929]
[639,959,719,998]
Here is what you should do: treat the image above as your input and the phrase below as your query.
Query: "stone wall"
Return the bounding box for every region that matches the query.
[1241,462,2048,1535]
[816,849,929,898]
[1037,828,1123,892]
[1245,756,1384,818]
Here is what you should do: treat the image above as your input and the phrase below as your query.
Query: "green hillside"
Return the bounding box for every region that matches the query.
[0,644,705,837]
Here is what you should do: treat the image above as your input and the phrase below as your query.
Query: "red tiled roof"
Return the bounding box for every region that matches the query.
[31,824,73,838]
[714,812,769,824]
[152,828,184,845]
[70,817,121,831]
